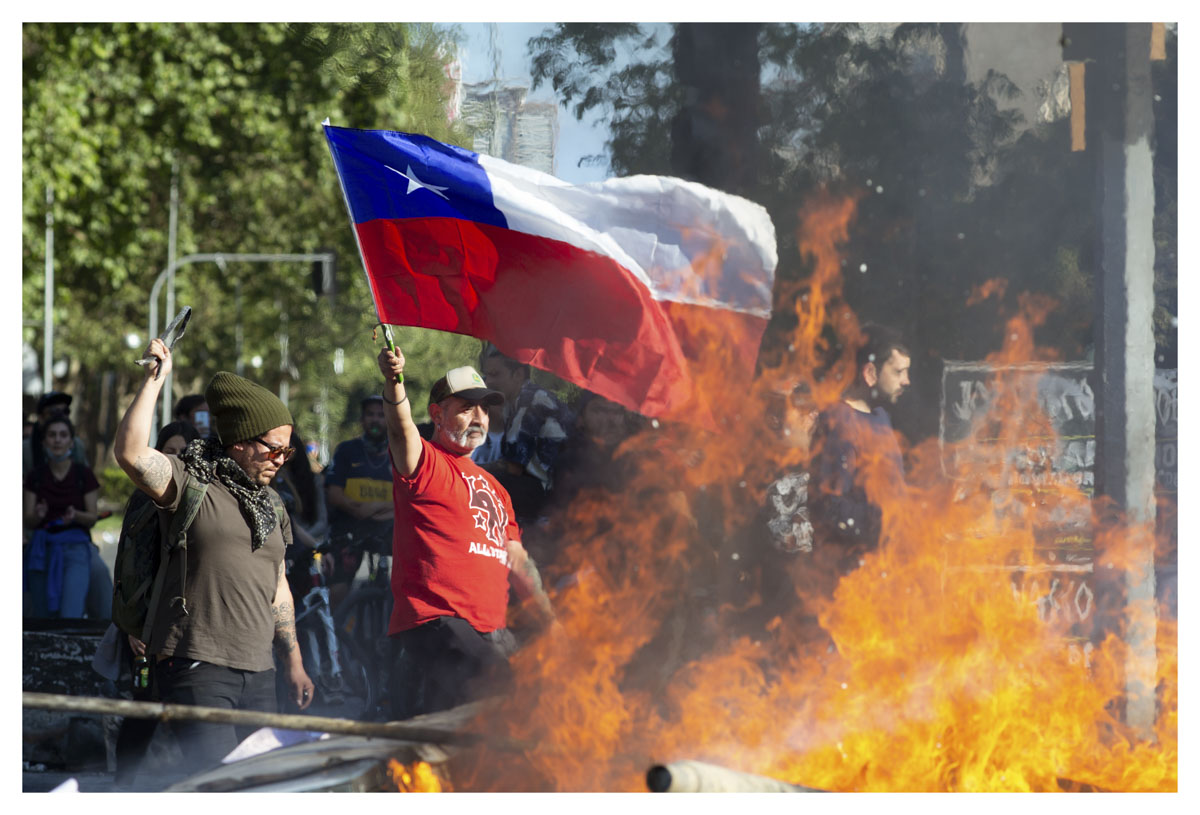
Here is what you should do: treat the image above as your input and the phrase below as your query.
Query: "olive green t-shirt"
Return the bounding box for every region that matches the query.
[149,456,291,672]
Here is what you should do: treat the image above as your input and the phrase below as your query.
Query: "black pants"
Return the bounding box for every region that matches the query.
[155,658,277,770]
[388,617,515,721]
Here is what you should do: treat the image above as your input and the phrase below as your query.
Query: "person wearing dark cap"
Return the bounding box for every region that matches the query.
[376,345,560,720]
[23,391,89,476]
[114,338,313,772]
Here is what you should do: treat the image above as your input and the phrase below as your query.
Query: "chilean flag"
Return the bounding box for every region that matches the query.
[324,123,777,421]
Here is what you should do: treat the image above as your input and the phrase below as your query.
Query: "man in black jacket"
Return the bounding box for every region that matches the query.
[810,324,911,572]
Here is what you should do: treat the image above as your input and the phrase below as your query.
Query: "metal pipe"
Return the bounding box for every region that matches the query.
[235,276,244,376]
[278,295,289,406]
[164,158,179,426]
[646,759,824,792]
[149,253,336,332]
[23,691,484,746]
[43,184,54,394]
[144,251,334,436]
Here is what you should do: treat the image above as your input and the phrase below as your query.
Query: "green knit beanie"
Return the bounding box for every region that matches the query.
[204,371,293,446]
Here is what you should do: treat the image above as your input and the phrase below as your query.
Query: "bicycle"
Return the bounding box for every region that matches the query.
[330,532,394,721]
[280,544,374,719]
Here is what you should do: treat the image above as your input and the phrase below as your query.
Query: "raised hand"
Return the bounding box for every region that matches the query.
[377,345,405,382]
[137,337,173,381]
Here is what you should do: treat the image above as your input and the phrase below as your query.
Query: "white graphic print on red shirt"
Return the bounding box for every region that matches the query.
[464,473,509,564]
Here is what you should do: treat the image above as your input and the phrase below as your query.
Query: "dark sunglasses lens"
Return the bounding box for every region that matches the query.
[256,439,292,462]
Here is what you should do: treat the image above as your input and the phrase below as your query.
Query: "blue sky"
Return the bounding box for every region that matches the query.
[456,22,613,185]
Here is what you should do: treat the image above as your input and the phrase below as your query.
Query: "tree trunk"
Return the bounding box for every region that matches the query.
[670,23,762,197]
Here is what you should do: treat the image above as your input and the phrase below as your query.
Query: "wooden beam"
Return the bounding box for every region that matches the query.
[22,692,502,748]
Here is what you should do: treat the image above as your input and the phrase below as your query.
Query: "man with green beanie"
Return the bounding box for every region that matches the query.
[114,338,314,773]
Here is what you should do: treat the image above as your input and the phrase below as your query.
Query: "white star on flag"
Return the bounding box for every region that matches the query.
[386,163,449,200]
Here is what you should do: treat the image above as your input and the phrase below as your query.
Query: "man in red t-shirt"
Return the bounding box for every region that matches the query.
[376,345,558,719]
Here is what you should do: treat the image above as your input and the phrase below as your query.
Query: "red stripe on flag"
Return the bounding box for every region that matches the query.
[660,298,767,390]
[356,217,694,417]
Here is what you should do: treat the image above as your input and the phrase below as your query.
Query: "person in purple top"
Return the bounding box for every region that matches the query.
[23,414,102,618]
[810,323,911,572]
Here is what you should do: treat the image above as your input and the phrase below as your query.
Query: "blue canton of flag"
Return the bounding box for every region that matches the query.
[328,128,508,228]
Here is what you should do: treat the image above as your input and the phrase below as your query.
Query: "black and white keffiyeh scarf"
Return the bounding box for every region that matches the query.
[180,437,277,550]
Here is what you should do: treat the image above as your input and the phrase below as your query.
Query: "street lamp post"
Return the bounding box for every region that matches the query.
[146,252,334,438]
[43,185,54,395]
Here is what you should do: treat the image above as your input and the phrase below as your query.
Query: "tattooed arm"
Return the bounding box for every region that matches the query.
[272,560,314,709]
[506,538,558,630]
[114,337,177,506]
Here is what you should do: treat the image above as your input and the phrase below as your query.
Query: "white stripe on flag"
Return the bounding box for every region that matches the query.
[477,155,777,317]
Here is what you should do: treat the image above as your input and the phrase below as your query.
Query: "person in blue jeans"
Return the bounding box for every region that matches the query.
[23,415,103,618]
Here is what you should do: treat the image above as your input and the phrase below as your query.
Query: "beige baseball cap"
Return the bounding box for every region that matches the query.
[428,366,504,406]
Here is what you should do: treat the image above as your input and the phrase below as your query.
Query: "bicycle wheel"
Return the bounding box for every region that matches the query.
[333,627,377,719]
[334,587,393,719]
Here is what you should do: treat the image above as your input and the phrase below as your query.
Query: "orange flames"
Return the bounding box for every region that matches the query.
[445,192,1176,792]
[387,760,447,792]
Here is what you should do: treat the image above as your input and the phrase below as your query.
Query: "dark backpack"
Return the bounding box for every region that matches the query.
[111,480,208,642]
[111,481,289,642]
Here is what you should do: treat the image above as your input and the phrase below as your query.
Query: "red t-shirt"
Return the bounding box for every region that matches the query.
[389,438,521,635]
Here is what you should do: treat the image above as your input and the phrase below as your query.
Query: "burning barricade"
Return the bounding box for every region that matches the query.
[434,194,1177,793]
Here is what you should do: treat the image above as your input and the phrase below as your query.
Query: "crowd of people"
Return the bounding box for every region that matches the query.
[23,323,913,786]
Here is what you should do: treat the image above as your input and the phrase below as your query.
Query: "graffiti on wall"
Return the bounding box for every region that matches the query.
[939,362,1176,646]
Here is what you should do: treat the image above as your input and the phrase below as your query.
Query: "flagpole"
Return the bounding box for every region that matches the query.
[322,120,406,379]
[322,120,388,330]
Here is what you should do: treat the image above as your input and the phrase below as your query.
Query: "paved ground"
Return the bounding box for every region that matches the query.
[26,531,378,793]
[23,770,122,793]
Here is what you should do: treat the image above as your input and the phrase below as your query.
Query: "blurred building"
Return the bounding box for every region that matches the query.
[442,54,463,123]
[855,23,1071,129]
[961,23,1070,127]
[460,81,557,175]
[767,24,1074,180]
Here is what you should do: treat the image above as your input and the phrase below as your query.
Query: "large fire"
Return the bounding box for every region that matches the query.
[444,193,1177,792]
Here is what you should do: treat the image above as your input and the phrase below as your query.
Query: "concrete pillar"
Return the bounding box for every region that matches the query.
[1075,22,1158,735]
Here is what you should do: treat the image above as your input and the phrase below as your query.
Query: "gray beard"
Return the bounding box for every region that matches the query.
[443,424,485,451]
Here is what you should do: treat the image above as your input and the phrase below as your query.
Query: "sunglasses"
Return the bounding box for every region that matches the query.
[251,436,295,463]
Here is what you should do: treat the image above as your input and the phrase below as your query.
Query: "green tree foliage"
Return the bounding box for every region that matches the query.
[23,23,478,465]
[669,23,761,196]
[528,24,674,174]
